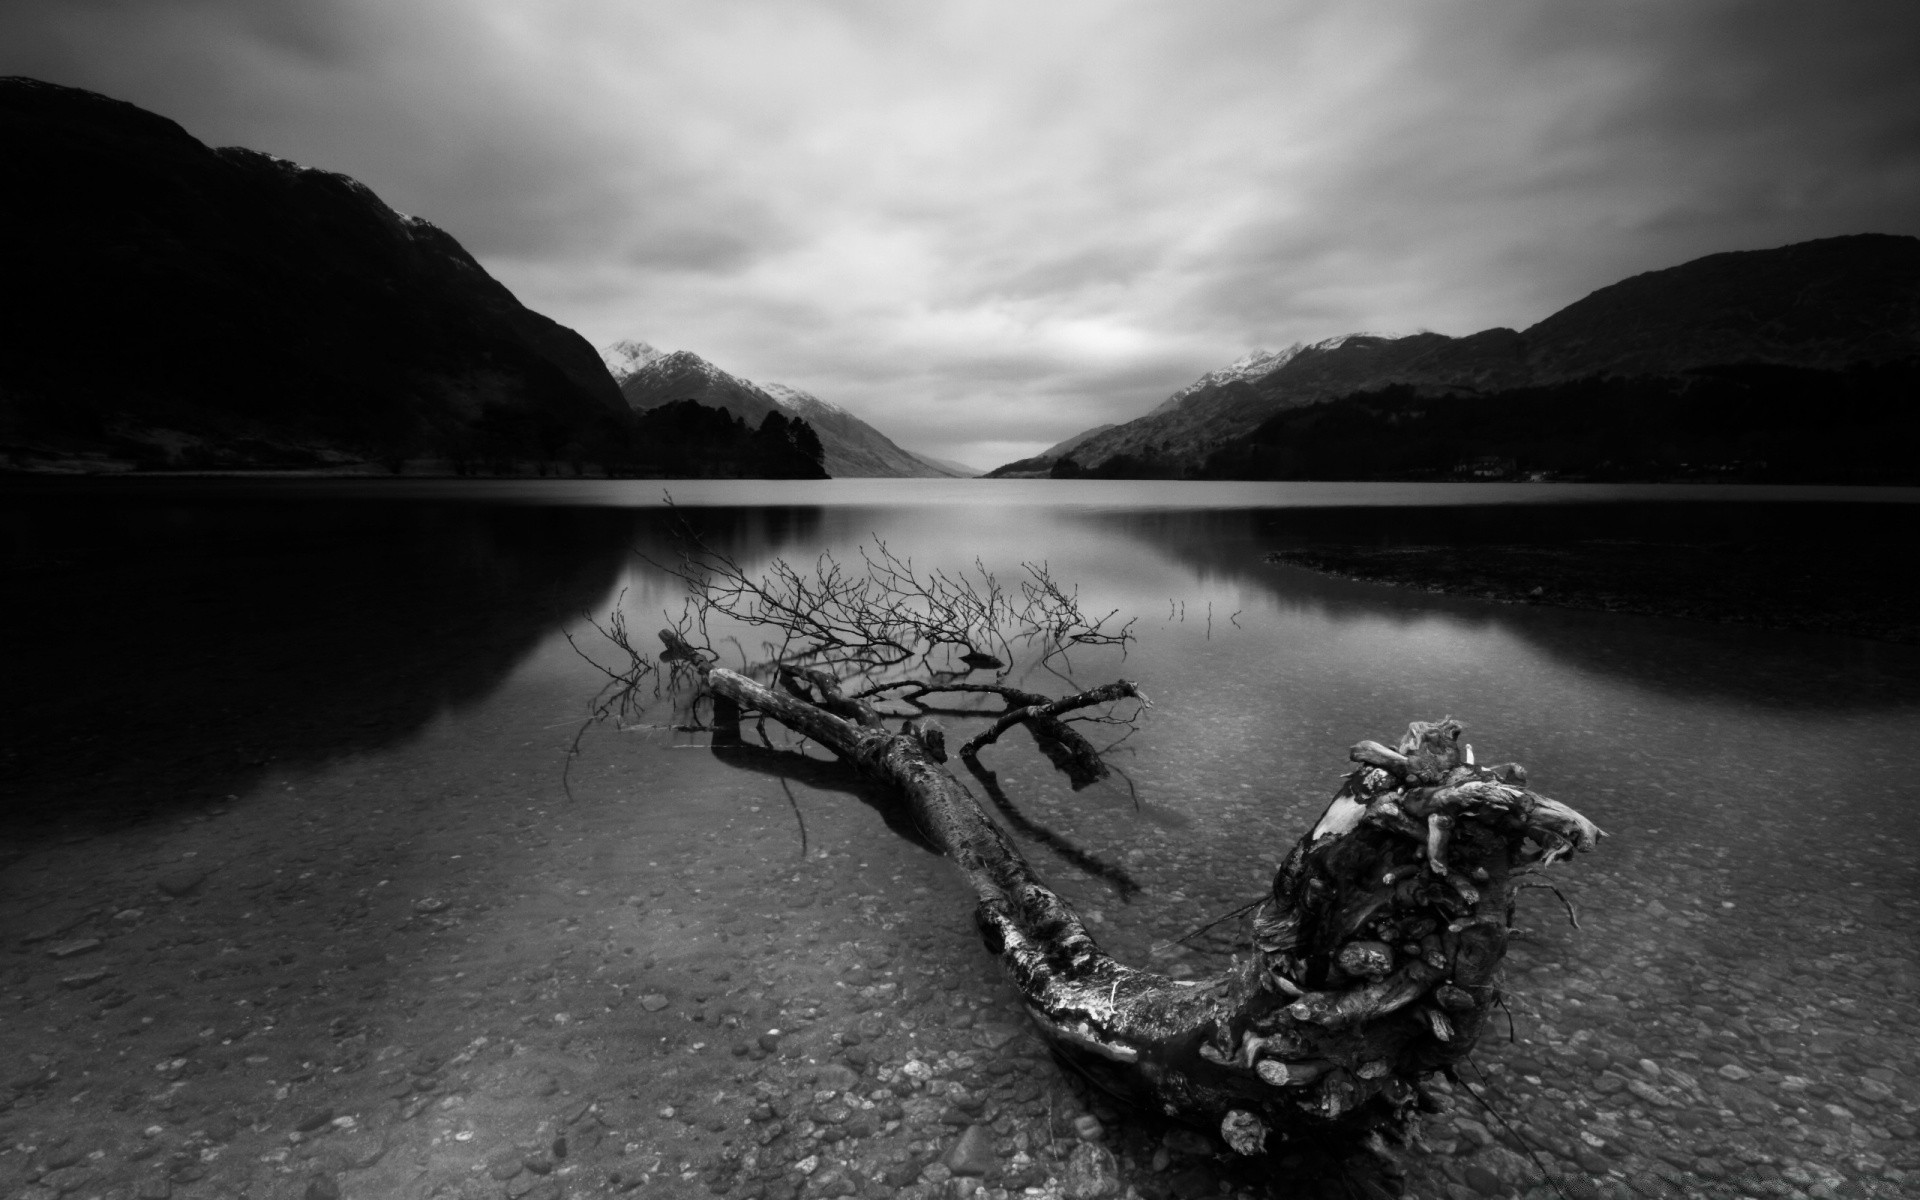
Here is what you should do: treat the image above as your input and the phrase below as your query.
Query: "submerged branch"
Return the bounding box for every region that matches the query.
[683,647,1602,1156]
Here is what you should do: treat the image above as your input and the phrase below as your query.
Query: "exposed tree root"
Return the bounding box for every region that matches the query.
[686,649,1603,1157]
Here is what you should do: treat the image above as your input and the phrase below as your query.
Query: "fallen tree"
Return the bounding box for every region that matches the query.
[579,530,1603,1161]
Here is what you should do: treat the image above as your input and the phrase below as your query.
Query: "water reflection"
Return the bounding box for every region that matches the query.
[0,489,641,836]
[1071,503,1920,711]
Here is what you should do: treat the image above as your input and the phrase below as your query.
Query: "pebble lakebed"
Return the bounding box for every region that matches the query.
[4,717,1914,1200]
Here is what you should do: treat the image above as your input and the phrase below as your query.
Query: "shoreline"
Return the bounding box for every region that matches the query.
[1265,541,1919,644]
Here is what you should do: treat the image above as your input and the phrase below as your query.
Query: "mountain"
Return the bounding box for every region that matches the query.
[601,339,666,382]
[759,383,970,478]
[611,348,787,428]
[1201,358,1920,484]
[0,76,631,473]
[982,423,1117,477]
[909,453,985,477]
[600,344,966,477]
[1060,234,1920,475]
[1147,348,1299,415]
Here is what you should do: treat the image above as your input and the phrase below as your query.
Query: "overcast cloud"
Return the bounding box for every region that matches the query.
[6,0,1919,465]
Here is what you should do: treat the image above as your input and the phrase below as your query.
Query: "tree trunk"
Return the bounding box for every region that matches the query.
[694,661,1601,1156]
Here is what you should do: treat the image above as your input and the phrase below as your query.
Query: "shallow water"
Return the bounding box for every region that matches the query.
[2,479,1917,1200]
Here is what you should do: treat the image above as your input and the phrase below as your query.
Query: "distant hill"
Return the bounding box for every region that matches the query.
[1060,234,1920,477]
[909,453,984,477]
[0,76,632,474]
[601,343,966,477]
[984,423,1117,477]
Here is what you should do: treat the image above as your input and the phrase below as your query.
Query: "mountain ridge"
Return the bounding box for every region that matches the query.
[601,344,968,477]
[0,76,632,474]
[1040,233,1920,475]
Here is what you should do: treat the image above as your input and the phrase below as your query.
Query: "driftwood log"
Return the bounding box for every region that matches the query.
[680,641,1603,1156]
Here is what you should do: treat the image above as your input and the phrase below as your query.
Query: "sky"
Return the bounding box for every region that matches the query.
[6,1,1920,467]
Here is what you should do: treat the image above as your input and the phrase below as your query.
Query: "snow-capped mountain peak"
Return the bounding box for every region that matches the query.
[1150,344,1305,414]
[760,381,849,419]
[601,335,969,476]
[599,339,666,384]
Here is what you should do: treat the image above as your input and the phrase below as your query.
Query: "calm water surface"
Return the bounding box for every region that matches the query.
[3,478,1917,1200]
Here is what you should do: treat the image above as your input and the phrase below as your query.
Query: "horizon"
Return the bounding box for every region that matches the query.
[4,2,1918,466]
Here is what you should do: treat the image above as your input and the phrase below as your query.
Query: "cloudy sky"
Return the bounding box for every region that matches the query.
[6,1,1919,466]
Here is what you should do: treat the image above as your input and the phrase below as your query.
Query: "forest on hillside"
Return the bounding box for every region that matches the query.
[1052,359,1920,484]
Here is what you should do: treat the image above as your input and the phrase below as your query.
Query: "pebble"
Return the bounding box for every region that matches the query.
[59,968,110,989]
[1063,1142,1121,1200]
[303,1175,341,1200]
[1625,1079,1673,1107]
[46,938,102,959]
[815,1063,860,1091]
[639,994,669,1012]
[943,1124,997,1177]
[156,870,208,897]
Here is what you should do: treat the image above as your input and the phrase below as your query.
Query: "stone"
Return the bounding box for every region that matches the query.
[39,1165,95,1194]
[59,969,110,990]
[1072,1113,1104,1142]
[157,870,208,898]
[1064,1142,1121,1200]
[1854,1078,1895,1104]
[1625,1079,1673,1107]
[1462,1163,1504,1196]
[640,995,670,1012]
[304,1174,341,1200]
[814,1064,860,1092]
[943,1124,996,1177]
[294,1107,335,1132]
[1453,1117,1494,1148]
[489,1151,525,1180]
[46,939,102,960]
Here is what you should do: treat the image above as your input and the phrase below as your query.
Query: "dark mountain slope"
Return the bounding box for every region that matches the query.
[1063,234,1920,475]
[1519,233,1920,378]
[0,77,630,473]
[1198,358,1920,484]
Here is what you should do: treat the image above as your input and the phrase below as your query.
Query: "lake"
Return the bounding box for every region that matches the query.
[2,478,1917,1200]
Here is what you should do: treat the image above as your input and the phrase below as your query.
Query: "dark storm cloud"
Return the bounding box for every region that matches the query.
[4,0,1917,464]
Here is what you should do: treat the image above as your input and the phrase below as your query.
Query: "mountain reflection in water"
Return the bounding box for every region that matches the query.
[1,488,635,833]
